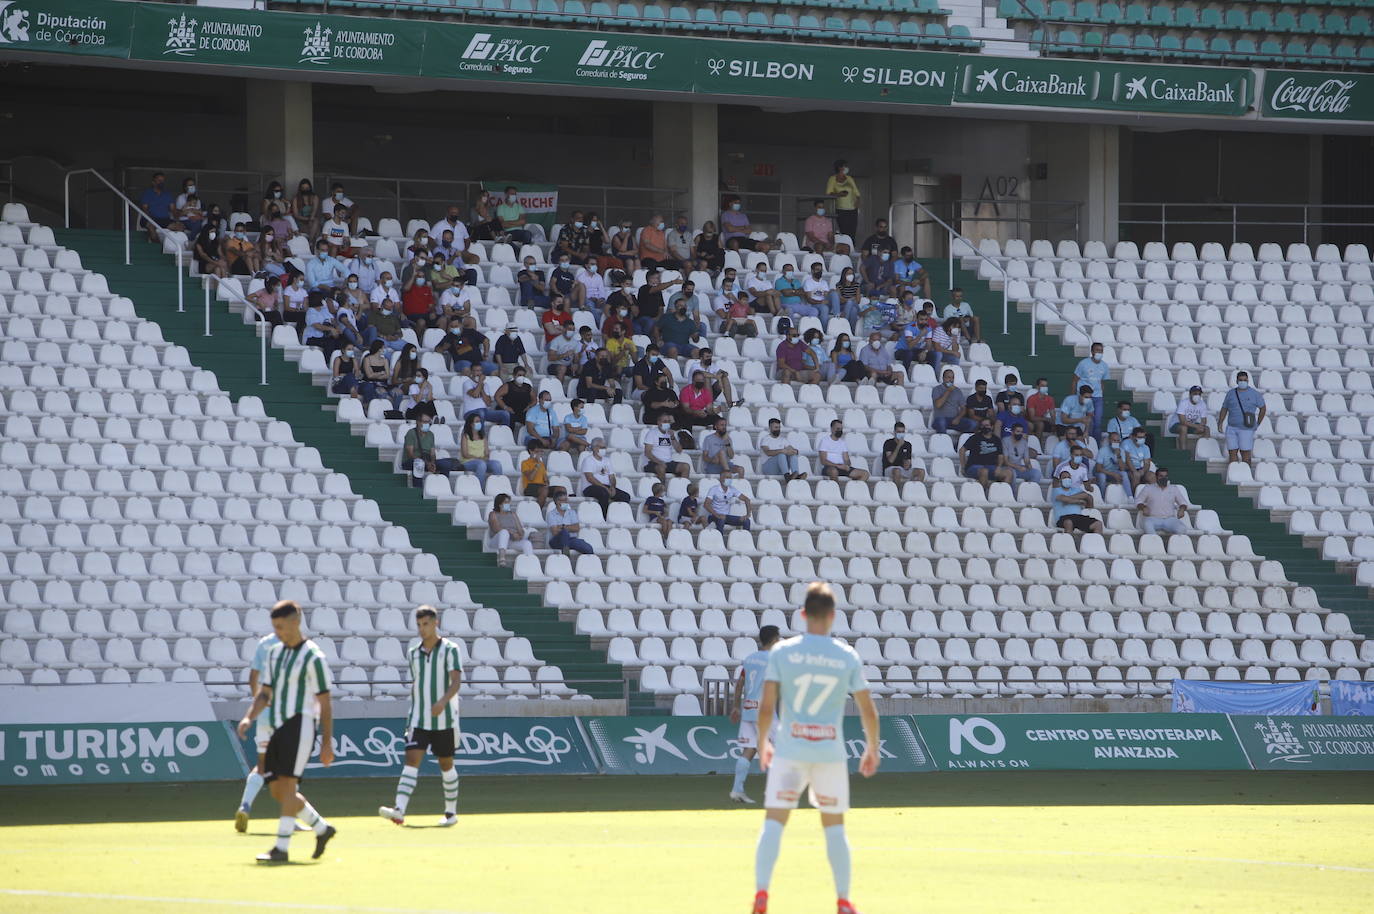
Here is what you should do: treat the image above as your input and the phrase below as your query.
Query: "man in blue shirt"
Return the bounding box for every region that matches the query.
[773,266,805,321]
[1073,342,1111,438]
[1096,431,1131,496]
[754,582,879,914]
[305,242,346,291]
[859,246,896,299]
[1105,400,1140,441]
[1120,428,1154,491]
[1057,385,1096,437]
[995,394,1029,437]
[137,172,175,243]
[1216,370,1266,466]
[1051,469,1102,535]
[728,624,781,804]
[892,247,930,300]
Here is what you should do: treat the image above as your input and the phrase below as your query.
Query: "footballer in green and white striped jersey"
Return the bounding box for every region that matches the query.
[407,636,464,731]
[262,637,333,729]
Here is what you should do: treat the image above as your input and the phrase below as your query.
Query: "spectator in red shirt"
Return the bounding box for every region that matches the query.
[401,259,434,331]
[679,370,722,428]
[541,294,574,343]
[1026,376,1057,440]
[775,327,818,384]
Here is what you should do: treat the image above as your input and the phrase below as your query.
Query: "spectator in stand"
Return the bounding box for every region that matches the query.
[1171,384,1211,451]
[491,324,531,380]
[345,248,379,295]
[331,342,361,398]
[432,204,474,264]
[720,195,755,250]
[137,172,175,242]
[679,370,722,429]
[193,223,229,279]
[1051,469,1103,535]
[172,177,202,233]
[1003,424,1041,483]
[457,414,501,489]
[302,293,335,357]
[861,218,899,256]
[538,299,573,355]
[260,181,287,222]
[436,272,478,331]
[1051,425,1089,465]
[575,326,599,371]
[548,255,577,304]
[994,394,1029,438]
[1054,445,1094,491]
[1026,377,1056,440]
[524,392,562,451]
[326,182,359,233]
[1135,466,1189,535]
[264,198,295,241]
[701,417,743,477]
[577,349,622,406]
[518,257,550,311]
[638,214,671,269]
[960,420,1013,485]
[642,413,690,481]
[546,490,594,555]
[694,220,725,273]
[404,414,460,487]
[799,329,829,382]
[495,366,535,430]
[458,365,510,427]
[496,187,533,245]
[644,482,672,538]
[1058,384,1096,438]
[579,437,632,513]
[258,224,288,280]
[962,378,996,427]
[835,267,864,328]
[1217,371,1266,466]
[358,341,394,406]
[573,261,609,314]
[406,229,433,260]
[1106,400,1145,447]
[801,262,836,326]
[321,206,351,256]
[760,416,804,480]
[803,201,835,254]
[562,399,593,458]
[825,160,861,241]
[668,279,707,333]
[604,275,636,335]
[587,213,617,273]
[651,291,700,360]
[641,372,683,430]
[746,262,781,317]
[471,190,500,241]
[306,239,345,291]
[253,276,286,326]
[1121,427,1154,490]
[705,471,752,532]
[1073,342,1111,437]
[685,348,739,408]
[389,345,420,403]
[520,444,550,509]
[320,294,358,356]
[437,316,496,374]
[881,422,925,483]
[677,483,704,529]
[611,219,640,274]
[893,315,930,371]
[776,326,819,385]
[994,374,1022,411]
[859,244,895,300]
[717,275,757,338]
[606,324,636,378]
[486,493,534,567]
[817,419,869,481]
[856,332,900,385]
[774,264,808,324]
[943,287,981,343]
[667,215,695,270]
[365,274,406,352]
[930,369,971,434]
[924,317,962,371]
[630,344,670,403]
[1096,430,1130,496]
[405,366,438,422]
[893,248,931,302]
[635,268,675,336]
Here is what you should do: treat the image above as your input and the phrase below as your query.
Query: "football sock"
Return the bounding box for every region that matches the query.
[299,801,329,836]
[824,824,851,900]
[394,765,419,815]
[441,767,459,815]
[274,815,294,851]
[754,818,784,892]
[731,756,751,794]
[240,769,264,809]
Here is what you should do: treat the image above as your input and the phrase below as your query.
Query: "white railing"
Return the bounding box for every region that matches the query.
[206,274,271,386]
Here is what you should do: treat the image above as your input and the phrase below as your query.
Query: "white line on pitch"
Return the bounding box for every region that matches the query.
[0,889,503,913]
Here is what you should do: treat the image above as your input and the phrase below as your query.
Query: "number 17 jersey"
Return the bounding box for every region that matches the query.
[764,633,867,763]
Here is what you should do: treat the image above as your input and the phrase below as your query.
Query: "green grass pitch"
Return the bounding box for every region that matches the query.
[1,772,1371,913]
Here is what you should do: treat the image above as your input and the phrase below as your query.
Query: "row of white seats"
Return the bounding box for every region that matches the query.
[1,576,468,611]
[2,605,503,639]
[1000,257,1373,285]
[0,519,415,554]
[966,237,1371,266]
[0,548,438,583]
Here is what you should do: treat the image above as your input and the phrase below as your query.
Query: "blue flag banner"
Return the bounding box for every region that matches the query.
[1330,681,1374,716]
[1172,680,1320,715]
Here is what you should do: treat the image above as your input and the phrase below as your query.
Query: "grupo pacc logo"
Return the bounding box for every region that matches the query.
[1270,76,1354,116]
[575,39,664,82]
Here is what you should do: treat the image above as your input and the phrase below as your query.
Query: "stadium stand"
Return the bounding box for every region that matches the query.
[0,204,586,704]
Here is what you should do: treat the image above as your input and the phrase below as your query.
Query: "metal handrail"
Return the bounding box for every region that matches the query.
[204,273,271,386]
[1120,201,1374,246]
[917,197,1084,243]
[63,167,186,316]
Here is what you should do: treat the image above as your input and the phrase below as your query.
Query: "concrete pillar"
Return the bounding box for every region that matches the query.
[653,101,718,228]
[1307,134,1323,247]
[1083,124,1120,245]
[867,113,892,241]
[245,80,314,188]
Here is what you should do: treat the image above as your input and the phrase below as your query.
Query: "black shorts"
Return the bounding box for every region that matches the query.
[1059,514,1097,533]
[406,727,456,757]
[644,460,687,474]
[262,714,316,783]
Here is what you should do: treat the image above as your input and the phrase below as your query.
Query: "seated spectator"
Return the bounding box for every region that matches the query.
[855,332,900,385]
[520,444,550,509]
[803,201,835,253]
[1051,469,1103,535]
[861,218,899,256]
[343,248,379,296]
[1026,377,1056,440]
[930,369,971,434]
[495,367,534,429]
[1096,431,1130,496]
[1135,467,1188,535]
[657,296,700,359]
[224,222,260,276]
[458,365,510,426]
[577,349,622,406]
[760,416,804,481]
[292,178,320,240]
[635,269,674,336]
[549,255,578,303]
[776,327,819,384]
[677,483,705,529]
[995,394,1029,437]
[638,214,671,269]
[962,378,995,427]
[797,329,828,382]
[193,224,229,279]
[257,180,283,221]
[326,182,359,233]
[258,225,289,280]
[640,372,683,429]
[364,278,406,352]
[720,196,755,251]
[693,220,724,273]
[486,493,534,566]
[496,186,533,245]
[404,415,459,488]
[667,216,695,270]
[1106,400,1143,444]
[679,371,721,428]
[255,275,288,327]
[390,343,420,396]
[1171,384,1211,450]
[525,392,562,450]
[668,279,705,327]
[303,293,342,359]
[705,471,752,533]
[644,482,672,537]
[545,490,593,555]
[471,190,500,241]
[306,241,345,291]
[1054,445,1094,490]
[579,437,632,513]
[1003,424,1041,484]
[138,172,175,242]
[263,201,294,244]
[1057,385,1096,436]
[321,206,351,256]
[458,414,501,489]
[893,248,931,301]
[405,366,439,421]
[331,343,361,398]
[603,280,636,336]
[642,414,690,481]
[587,213,617,274]
[606,323,636,377]
[1121,427,1154,490]
[562,399,592,458]
[1217,370,1266,466]
[745,262,781,315]
[174,179,203,235]
[630,344,669,402]
[994,374,1022,411]
[436,271,478,330]
[817,419,869,481]
[611,219,640,274]
[438,316,497,374]
[942,287,980,342]
[799,263,836,326]
[881,422,925,483]
[835,267,864,328]
[893,318,930,372]
[494,325,531,379]
[776,265,819,324]
[573,262,609,313]
[925,317,962,371]
[357,340,394,405]
[340,272,370,315]
[701,417,743,478]
[518,257,550,310]
[684,348,739,409]
[1051,426,1088,465]
[960,421,1013,485]
[859,244,895,299]
[575,326,599,372]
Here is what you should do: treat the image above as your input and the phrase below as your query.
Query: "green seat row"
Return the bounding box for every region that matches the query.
[1011,0,1371,38]
[1040,26,1374,66]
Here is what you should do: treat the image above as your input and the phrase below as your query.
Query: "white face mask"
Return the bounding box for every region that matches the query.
[659,423,672,432]
[348,280,358,289]
[815,208,825,216]
[473,421,483,432]
[1236,380,1249,389]
[588,264,598,274]
[1190,394,1200,403]
[1011,405,1022,414]
[500,503,512,512]
[1092,353,1102,362]
[186,184,197,194]
[880,252,890,262]
[1120,410,1131,418]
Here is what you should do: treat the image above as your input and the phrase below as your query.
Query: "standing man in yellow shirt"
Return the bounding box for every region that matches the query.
[825,160,861,245]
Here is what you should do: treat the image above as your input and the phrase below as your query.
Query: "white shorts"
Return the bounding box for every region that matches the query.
[254,716,272,754]
[1225,426,1255,452]
[738,721,759,749]
[763,758,849,813]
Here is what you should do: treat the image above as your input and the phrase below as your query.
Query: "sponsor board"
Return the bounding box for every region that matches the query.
[693,42,956,106]
[0,720,243,784]
[955,59,1250,116]
[913,714,1251,770]
[237,717,597,777]
[482,182,559,234]
[1262,71,1373,122]
[1234,715,1374,770]
[584,715,935,774]
[0,0,132,57]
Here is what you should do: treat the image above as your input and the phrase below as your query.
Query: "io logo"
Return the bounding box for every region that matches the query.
[948,717,1006,756]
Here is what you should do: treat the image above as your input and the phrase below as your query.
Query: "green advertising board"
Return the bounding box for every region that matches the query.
[0,0,133,58]
[1261,71,1374,123]
[584,715,936,774]
[953,58,1252,116]
[1232,716,1374,771]
[0,720,244,785]
[236,717,598,777]
[912,714,1251,771]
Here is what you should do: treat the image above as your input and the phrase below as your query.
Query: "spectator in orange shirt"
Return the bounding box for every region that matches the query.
[638,213,670,270]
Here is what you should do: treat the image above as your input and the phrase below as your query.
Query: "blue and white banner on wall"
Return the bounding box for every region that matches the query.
[1172,680,1320,715]
[1330,681,1374,716]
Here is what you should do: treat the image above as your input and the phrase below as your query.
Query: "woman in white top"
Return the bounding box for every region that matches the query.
[577,437,632,513]
[486,493,534,566]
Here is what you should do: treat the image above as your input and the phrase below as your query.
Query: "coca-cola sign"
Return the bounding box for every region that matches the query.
[1264,72,1371,121]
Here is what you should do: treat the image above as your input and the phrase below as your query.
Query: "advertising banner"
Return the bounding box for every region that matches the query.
[1330,681,1374,717]
[237,717,597,778]
[1261,71,1374,123]
[483,183,559,235]
[954,58,1251,116]
[0,720,244,785]
[584,715,936,774]
[1172,680,1320,716]
[0,0,133,58]
[913,713,1251,770]
[1233,715,1374,770]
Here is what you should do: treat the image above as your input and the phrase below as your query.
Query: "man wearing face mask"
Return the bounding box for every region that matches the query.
[859,245,896,300]
[549,255,578,302]
[558,210,592,265]
[1051,469,1103,535]
[400,252,436,333]
[138,172,175,242]
[517,258,550,310]
[803,200,834,254]
[800,262,836,327]
[942,287,979,342]
[960,421,1013,485]
[759,416,804,480]
[579,437,632,513]
[495,187,532,246]
[1171,385,1211,450]
[1106,400,1145,446]
[720,196,755,251]
[1057,384,1096,438]
[437,272,479,331]
[994,374,1022,412]
[545,490,594,555]
[685,347,740,409]
[305,241,345,291]
[1134,466,1189,535]
[638,213,671,269]
[1050,426,1095,467]
[1053,445,1095,491]
[776,327,818,385]
[630,344,669,403]
[635,268,677,337]
[893,247,931,302]
[578,347,622,406]
[680,370,722,429]
[365,272,407,352]
[1072,343,1111,438]
[546,324,581,381]
[458,364,511,427]
[404,415,460,487]
[573,259,608,313]
[605,323,636,378]
[881,422,924,483]
[930,369,970,434]
[745,262,781,316]
[1216,371,1266,466]
[541,295,575,344]
[857,333,899,385]
[825,160,861,241]
[772,264,807,323]
[861,218,898,257]
[668,280,707,332]
[656,294,700,360]
[994,393,1030,438]
[701,417,742,478]
[1096,431,1130,496]
[705,470,752,533]
[642,414,690,482]
[494,325,532,379]
[322,206,352,257]
[525,391,563,451]
[345,247,380,293]
[1121,428,1154,492]
[667,216,695,269]
[817,420,870,481]
[1002,422,1041,484]
[1026,377,1056,440]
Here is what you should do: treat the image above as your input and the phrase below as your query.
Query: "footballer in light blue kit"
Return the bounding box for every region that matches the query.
[728,624,781,804]
[752,582,880,914]
[235,632,280,833]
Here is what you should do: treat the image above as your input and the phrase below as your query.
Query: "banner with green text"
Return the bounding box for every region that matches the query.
[954,58,1252,116]
[1233,716,1374,771]
[913,713,1251,771]
[0,720,244,785]
[1261,71,1374,123]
